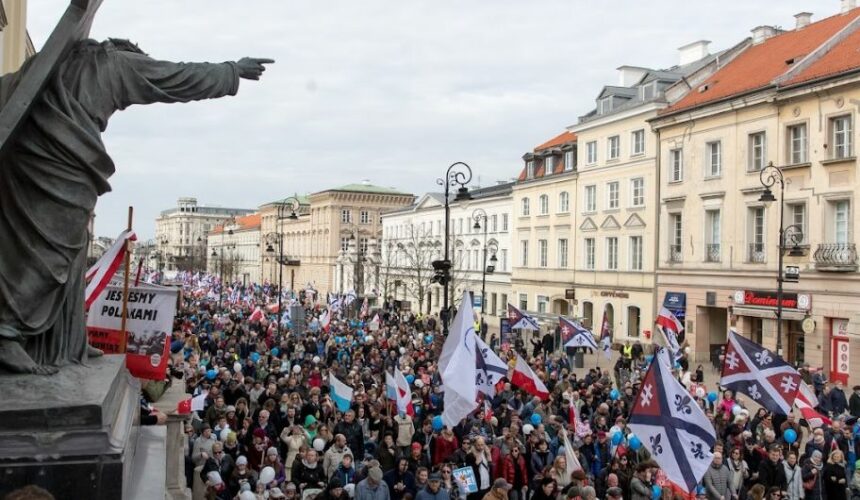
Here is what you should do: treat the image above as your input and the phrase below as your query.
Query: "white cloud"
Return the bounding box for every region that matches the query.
[27,0,821,237]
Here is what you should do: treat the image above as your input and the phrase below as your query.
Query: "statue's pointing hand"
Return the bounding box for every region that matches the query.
[237,57,274,80]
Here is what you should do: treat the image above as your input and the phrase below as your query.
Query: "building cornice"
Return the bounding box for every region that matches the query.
[569,102,661,134]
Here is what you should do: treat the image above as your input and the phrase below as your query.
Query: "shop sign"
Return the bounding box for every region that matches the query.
[565,289,576,300]
[663,292,687,323]
[599,290,630,299]
[733,290,811,311]
[831,318,850,385]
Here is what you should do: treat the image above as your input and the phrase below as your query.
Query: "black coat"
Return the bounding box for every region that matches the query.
[849,393,860,417]
[757,458,788,491]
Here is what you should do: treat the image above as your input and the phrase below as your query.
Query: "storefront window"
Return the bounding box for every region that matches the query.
[752,318,763,345]
[627,306,641,337]
[582,301,594,329]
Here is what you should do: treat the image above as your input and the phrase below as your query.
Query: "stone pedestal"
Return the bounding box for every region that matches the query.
[0,356,140,499]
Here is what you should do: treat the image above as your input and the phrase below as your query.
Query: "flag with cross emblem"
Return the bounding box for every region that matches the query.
[629,347,717,494]
[507,303,539,331]
[560,316,599,351]
[720,329,801,415]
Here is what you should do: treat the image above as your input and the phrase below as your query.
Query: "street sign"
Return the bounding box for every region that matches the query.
[473,295,482,307]
[784,266,800,283]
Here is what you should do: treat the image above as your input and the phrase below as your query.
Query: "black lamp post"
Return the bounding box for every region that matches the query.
[266,196,300,337]
[471,208,498,322]
[433,162,472,337]
[758,162,805,357]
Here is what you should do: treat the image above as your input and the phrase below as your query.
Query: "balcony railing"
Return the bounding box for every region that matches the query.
[705,243,721,263]
[814,243,858,272]
[669,244,682,263]
[748,243,766,263]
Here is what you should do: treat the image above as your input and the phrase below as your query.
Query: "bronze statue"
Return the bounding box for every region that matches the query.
[0,2,272,374]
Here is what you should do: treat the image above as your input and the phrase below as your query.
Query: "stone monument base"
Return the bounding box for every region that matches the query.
[0,356,140,499]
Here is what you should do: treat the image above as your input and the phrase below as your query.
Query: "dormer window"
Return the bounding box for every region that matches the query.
[598,97,613,114]
[526,160,535,179]
[544,156,554,174]
[640,82,656,100]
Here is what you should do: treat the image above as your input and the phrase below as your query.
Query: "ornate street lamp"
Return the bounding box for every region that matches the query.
[758,162,805,357]
[270,196,301,336]
[433,162,472,337]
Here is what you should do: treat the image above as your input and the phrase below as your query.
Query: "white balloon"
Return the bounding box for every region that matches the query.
[293,364,302,374]
[313,438,325,452]
[414,380,424,389]
[684,346,691,354]
[313,356,321,364]
[523,424,535,435]
[399,347,407,355]
[233,362,242,373]
[239,491,256,500]
[344,484,356,498]
[695,387,706,399]
[220,427,231,442]
[259,466,275,485]
[365,335,374,343]
[732,404,743,416]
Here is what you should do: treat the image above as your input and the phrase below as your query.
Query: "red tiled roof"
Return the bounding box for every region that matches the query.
[535,131,577,151]
[784,25,860,85]
[517,131,577,181]
[664,9,860,114]
[210,213,261,235]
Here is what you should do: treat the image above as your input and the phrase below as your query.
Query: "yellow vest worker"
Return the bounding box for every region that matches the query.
[623,344,633,359]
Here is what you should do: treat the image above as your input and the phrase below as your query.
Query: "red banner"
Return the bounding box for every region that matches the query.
[830,319,850,385]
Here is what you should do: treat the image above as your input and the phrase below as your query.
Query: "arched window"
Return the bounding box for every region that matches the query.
[539,195,549,215]
[582,301,594,329]
[559,192,570,212]
[627,306,641,337]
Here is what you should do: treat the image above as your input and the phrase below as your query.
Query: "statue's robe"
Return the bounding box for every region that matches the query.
[0,39,240,366]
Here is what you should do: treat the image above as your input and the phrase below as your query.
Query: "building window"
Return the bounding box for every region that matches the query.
[606,237,618,270]
[748,132,766,171]
[502,214,509,231]
[564,150,575,171]
[341,209,352,223]
[359,237,369,254]
[669,213,682,262]
[748,207,766,263]
[627,306,641,337]
[831,115,853,159]
[491,214,498,232]
[521,198,530,216]
[518,293,528,311]
[705,209,721,262]
[500,249,508,271]
[631,178,644,207]
[607,182,619,209]
[473,249,479,270]
[500,293,508,314]
[520,240,529,266]
[834,200,851,243]
[558,238,568,268]
[537,295,549,314]
[559,192,570,212]
[706,141,722,177]
[787,203,807,244]
[458,218,463,234]
[582,301,594,329]
[526,160,535,179]
[544,156,554,174]
[490,293,497,315]
[608,135,620,160]
[538,239,548,267]
[585,185,597,212]
[340,237,350,252]
[360,210,370,224]
[630,236,643,270]
[587,141,597,164]
[599,97,613,114]
[788,123,808,164]
[632,129,645,155]
[585,238,595,270]
[538,195,549,215]
[670,148,683,182]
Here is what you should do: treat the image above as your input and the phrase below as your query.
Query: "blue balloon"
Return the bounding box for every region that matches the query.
[206,369,217,380]
[271,347,280,357]
[784,428,798,444]
[629,435,642,450]
[645,354,654,364]
[531,413,542,425]
[251,352,261,363]
[707,391,718,403]
[432,415,444,432]
[611,431,623,446]
[406,374,415,384]
[652,484,662,500]
[610,389,620,401]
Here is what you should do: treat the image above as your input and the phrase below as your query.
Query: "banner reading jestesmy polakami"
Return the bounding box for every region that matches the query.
[87,283,177,380]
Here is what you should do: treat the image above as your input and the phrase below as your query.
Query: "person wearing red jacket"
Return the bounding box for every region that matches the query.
[500,447,528,500]
[433,428,459,466]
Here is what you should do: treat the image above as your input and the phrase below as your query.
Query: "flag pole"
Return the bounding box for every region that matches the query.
[119,206,133,354]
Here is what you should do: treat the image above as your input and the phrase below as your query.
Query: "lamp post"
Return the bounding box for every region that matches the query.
[433,162,472,337]
[471,208,499,320]
[758,162,805,357]
[265,196,300,337]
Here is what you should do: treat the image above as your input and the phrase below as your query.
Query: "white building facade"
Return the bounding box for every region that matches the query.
[207,214,262,285]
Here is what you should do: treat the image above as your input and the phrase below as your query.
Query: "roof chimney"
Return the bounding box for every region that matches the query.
[795,12,812,29]
[843,0,857,14]
[678,40,711,65]
[616,66,648,87]
[751,25,778,44]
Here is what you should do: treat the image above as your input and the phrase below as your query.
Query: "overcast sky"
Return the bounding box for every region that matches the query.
[28,0,823,239]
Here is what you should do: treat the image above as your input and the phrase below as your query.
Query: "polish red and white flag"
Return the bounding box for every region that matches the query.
[510,353,549,400]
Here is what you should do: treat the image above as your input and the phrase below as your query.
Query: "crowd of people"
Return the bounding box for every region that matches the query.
[157,278,860,500]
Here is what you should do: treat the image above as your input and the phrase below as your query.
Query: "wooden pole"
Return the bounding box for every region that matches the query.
[119,206,133,354]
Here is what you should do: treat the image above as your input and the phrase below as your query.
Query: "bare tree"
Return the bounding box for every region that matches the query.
[387,224,438,314]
